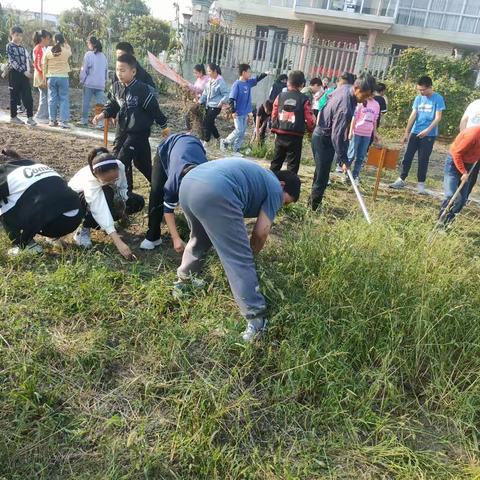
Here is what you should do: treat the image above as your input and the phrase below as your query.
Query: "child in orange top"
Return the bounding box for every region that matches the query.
[439,125,480,225]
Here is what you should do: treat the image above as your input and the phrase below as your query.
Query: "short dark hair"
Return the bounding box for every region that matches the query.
[277,74,288,83]
[354,72,376,93]
[194,63,206,76]
[117,53,137,69]
[376,82,386,93]
[116,41,134,55]
[274,170,301,201]
[238,63,251,75]
[264,99,273,112]
[340,72,356,85]
[10,26,23,36]
[288,70,306,89]
[417,75,433,88]
[88,148,119,175]
[309,77,322,87]
[1,148,21,160]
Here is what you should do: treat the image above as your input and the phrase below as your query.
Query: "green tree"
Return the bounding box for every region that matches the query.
[59,8,106,41]
[124,15,170,57]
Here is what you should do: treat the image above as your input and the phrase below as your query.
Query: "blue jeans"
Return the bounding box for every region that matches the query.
[35,87,49,119]
[226,115,248,152]
[348,134,371,179]
[439,154,474,225]
[48,77,70,122]
[81,87,105,125]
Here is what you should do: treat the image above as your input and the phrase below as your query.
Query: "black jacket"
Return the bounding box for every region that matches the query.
[104,78,168,135]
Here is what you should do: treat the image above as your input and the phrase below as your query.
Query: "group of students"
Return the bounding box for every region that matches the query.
[5,25,155,131]
[1,47,303,342]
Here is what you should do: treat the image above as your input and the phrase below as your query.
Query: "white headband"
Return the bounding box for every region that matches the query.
[93,159,118,170]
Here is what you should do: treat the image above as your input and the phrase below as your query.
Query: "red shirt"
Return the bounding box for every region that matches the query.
[33,44,44,75]
[271,88,316,137]
[450,125,480,174]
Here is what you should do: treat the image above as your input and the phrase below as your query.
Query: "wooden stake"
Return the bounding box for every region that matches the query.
[372,148,386,202]
[103,120,109,149]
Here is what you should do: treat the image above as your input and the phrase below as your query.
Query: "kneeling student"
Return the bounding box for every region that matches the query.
[175,158,301,342]
[68,147,144,260]
[0,149,83,256]
[141,133,208,252]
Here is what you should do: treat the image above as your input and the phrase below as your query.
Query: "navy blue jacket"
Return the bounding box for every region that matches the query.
[158,134,208,213]
[314,84,357,165]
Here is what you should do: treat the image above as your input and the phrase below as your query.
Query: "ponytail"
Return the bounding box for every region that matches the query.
[88,36,103,54]
[51,33,65,54]
[33,29,51,45]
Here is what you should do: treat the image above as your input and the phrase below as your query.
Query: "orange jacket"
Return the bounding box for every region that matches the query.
[450,125,480,174]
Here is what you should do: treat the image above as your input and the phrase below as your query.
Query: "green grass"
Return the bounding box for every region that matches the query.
[1,177,480,478]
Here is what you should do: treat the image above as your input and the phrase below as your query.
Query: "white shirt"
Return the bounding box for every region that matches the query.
[68,161,128,235]
[463,99,480,128]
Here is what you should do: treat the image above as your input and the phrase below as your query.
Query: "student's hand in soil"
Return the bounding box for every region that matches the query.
[173,237,186,253]
[117,241,135,260]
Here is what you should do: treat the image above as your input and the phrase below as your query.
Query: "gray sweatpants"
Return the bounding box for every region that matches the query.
[177,177,266,320]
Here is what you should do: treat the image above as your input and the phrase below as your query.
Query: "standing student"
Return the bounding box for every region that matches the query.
[310,73,376,210]
[6,26,36,126]
[301,78,322,110]
[222,64,267,153]
[373,82,388,128]
[348,96,380,184]
[79,36,108,127]
[268,74,288,102]
[174,158,301,342]
[93,54,169,191]
[191,64,209,98]
[254,99,273,145]
[438,125,480,226]
[0,149,83,256]
[270,70,316,174]
[68,147,144,260]
[460,98,480,197]
[32,29,51,124]
[389,76,445,194]
[43,33,72,129]
[199,63,229,147]
[140,133,208,252]
[114,42,156,92]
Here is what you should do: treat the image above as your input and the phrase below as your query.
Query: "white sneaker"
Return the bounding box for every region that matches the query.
[417,182,426,195]
[73,227,92,248]
[8,241,43,257]
[241,318,268,343]
[140,238,162,250]
[58,121,71,129]
[49,121,57,127]
[219,139,226,152]
[389,178,406,189]
[335,165,343,173]
[34,116,49,124]
[233,151,244,158]
[10,116,24,125]
[26,117,37,126]
[354,177,360,187]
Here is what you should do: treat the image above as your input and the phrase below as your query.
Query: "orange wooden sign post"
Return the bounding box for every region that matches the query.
[366,146,400,201]
[94,104,109,148]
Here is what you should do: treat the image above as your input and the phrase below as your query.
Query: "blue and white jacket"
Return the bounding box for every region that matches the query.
[199,76,229,108]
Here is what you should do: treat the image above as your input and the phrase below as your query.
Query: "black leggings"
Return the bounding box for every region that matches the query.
[146,154,168,241]
[80,186,144,229]
[203,107,221,142]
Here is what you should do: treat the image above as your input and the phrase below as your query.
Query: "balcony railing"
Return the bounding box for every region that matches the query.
[294,0,398,17]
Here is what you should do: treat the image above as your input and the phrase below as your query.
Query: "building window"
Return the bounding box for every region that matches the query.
[253,26,288,65]
[254,26,269,61]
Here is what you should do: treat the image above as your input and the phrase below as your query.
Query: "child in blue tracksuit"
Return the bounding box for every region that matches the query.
[222,64,267,153]
[141,133,208,252]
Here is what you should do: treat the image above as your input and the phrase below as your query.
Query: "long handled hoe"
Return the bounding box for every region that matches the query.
[346,167,372,225]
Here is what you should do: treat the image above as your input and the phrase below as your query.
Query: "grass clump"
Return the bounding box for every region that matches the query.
[1,196,480,479]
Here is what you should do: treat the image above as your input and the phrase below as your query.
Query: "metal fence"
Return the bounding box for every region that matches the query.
[182,23,403,81]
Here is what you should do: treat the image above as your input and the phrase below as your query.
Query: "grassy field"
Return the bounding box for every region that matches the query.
[1,147,480,479]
